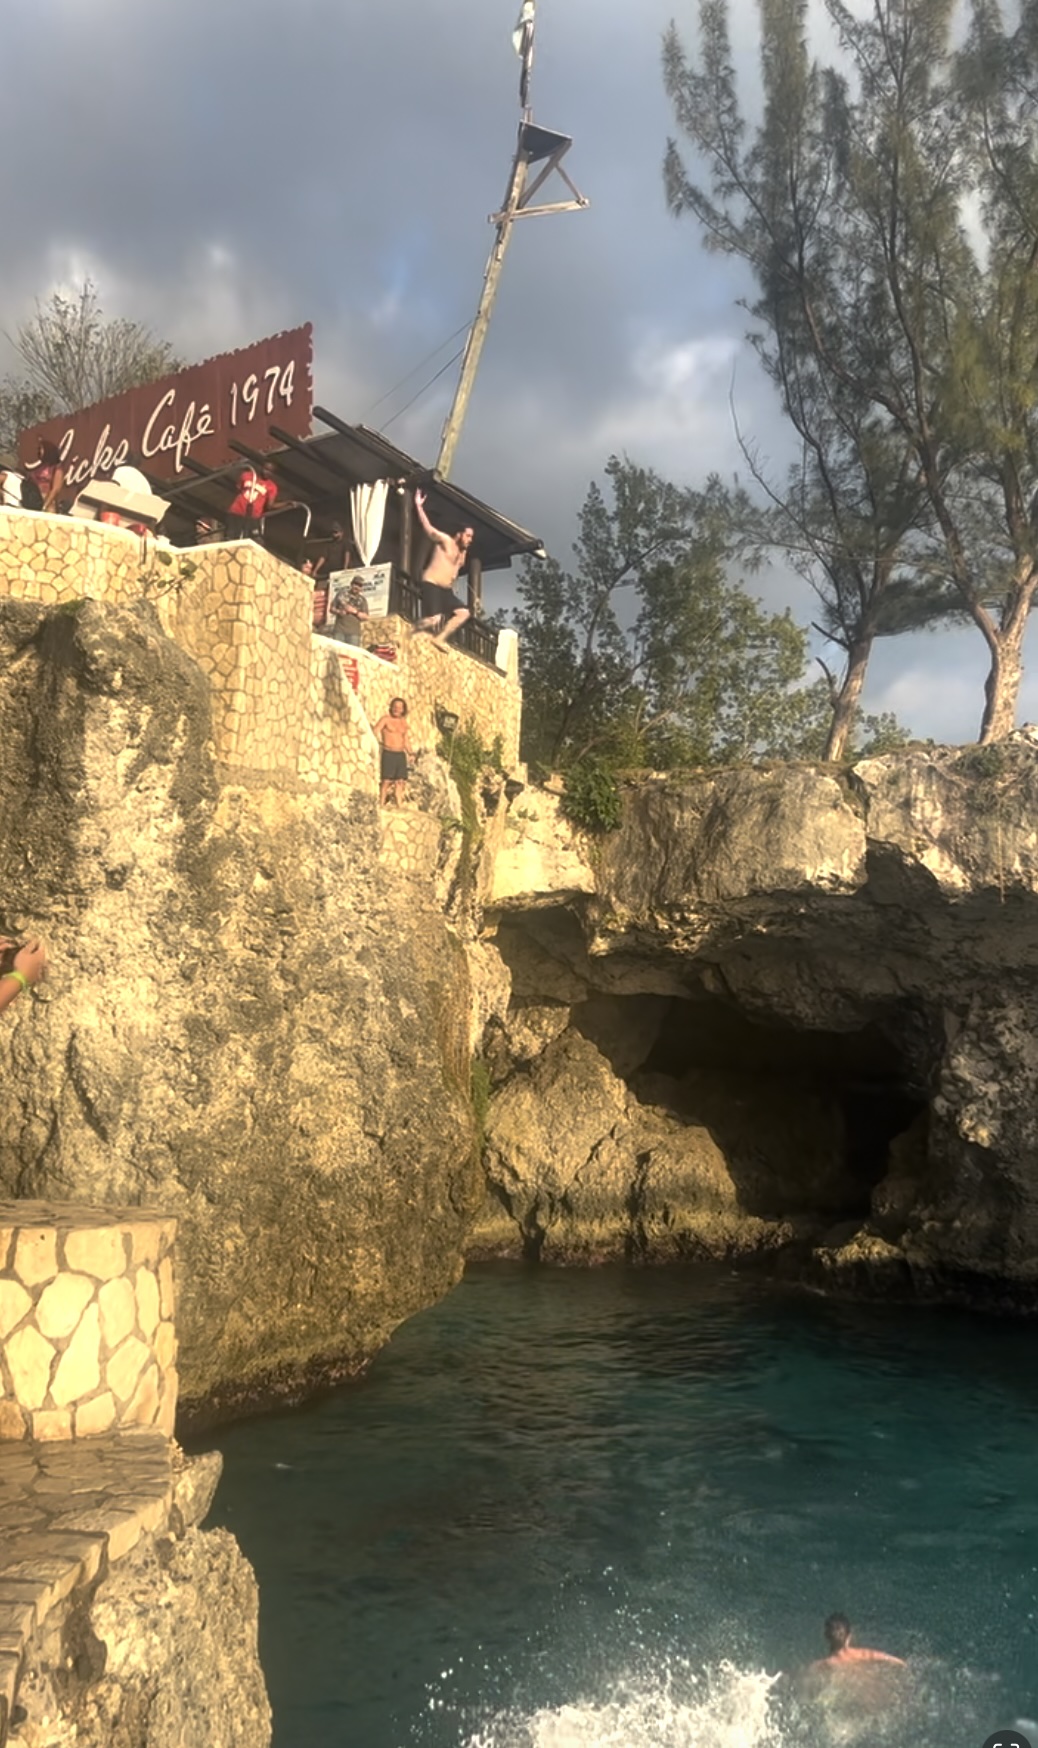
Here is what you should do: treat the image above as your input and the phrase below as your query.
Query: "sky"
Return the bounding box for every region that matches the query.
[0,0,1029,744]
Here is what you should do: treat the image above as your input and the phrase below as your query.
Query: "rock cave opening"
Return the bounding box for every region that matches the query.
[571,994,927,1221]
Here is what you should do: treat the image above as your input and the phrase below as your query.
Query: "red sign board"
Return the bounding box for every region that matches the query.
[18,324,313,489]
[337,654,360,693]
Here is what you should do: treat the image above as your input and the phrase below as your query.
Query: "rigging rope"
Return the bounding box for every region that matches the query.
[379,345,467,434]
[363,320,473,422]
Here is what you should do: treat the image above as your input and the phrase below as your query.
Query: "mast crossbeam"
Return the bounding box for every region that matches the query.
[435,2,588,479]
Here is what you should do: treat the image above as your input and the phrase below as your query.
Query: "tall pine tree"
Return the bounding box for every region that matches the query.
[665,0,1038,743]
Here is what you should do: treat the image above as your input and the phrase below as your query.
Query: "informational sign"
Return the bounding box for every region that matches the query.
[18,324,312,488]
[326,563,392,625]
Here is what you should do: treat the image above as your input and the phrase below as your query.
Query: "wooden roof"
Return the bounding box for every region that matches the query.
[159,409,543,573]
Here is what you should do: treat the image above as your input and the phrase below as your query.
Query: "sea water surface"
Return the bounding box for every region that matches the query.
[206,1265,1038,1747]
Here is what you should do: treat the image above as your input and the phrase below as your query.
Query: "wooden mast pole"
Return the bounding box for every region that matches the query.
[436,140,529,481]
[436,2,587,481]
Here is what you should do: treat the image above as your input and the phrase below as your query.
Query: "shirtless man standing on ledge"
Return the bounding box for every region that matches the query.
[413,489,473,648]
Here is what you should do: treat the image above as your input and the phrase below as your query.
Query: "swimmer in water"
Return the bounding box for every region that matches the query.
[811,1613,905,1670]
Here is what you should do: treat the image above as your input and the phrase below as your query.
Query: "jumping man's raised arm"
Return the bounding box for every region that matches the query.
[414,488,450,548]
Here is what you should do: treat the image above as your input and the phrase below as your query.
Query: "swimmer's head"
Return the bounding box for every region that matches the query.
[824,1613,852,1652]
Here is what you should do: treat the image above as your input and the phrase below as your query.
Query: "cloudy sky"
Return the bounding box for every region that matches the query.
[0,0,1025,742]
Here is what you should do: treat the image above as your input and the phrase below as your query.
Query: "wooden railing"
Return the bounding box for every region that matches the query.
[389,570,499,668]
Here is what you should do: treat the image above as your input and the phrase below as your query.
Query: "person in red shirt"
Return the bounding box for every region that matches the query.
[227,464,278,542]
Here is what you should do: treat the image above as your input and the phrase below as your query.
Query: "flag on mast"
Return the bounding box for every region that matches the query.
[513,0,535,109]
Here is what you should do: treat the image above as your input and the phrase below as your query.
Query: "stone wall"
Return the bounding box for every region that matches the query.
[153,541,312,775]
[0,1434,270,1747]
[0,514,522,786]
[352,612,523,769]
[378,805,452,886]
[0,1206,177,1443]
[301,641,379,799]
[0,1201,268,1744]
[0,512,140,607]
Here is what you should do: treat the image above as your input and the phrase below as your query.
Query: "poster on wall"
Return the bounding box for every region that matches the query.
[325,562,392,632]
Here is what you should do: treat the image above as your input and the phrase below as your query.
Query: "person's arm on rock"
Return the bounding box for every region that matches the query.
[0,938,47,1015]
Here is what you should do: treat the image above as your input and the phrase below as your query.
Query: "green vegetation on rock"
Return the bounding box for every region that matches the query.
[515,455,909,781]
[439,720,504,894]
[560,759,624,835]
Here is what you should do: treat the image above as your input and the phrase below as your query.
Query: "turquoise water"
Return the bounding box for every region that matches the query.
[206,1265,1038,1747]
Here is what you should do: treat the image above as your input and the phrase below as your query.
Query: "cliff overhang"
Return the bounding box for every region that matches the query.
[475,741,1038,1308]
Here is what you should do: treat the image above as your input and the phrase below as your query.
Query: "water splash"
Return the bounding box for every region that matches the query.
[456,1656,1009,1748]
[462,1663,785,1748]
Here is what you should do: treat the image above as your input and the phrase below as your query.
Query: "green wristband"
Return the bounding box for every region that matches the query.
[0,971,30,994]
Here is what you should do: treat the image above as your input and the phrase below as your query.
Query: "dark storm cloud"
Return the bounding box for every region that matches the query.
[0,0,1031,739]
[1,0,754,486]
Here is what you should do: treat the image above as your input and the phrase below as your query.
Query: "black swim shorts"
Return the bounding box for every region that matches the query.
[421,579,465,618]
[381,748,408,781]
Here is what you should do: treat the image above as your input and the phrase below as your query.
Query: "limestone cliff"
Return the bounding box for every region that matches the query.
[5,585,1036,1428]
[475,743,1038,1307]
[0,599,483,1419]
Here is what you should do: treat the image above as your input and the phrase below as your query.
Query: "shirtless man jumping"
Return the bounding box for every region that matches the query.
[413,488,473,648]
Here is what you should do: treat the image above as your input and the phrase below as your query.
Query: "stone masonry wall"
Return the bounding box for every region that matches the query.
[0,1204,268,1743]
[0,1206,177,1444]
[0,513,523,785]
[0,1434,271,1746]
[0,512,140,606]
[153,541,311,775]
[302,640,379,800]
[347,612,522,768]
[378,806,454,886]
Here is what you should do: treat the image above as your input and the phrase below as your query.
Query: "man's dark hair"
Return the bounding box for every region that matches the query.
[389,697,408,713]
[824,1613,851,1651]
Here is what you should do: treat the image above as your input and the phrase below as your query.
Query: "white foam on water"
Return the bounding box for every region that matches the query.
[462,1662,785,1748]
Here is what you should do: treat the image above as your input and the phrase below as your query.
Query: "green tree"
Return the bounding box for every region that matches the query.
[0,280,180,449]
[515,455,851,772]
[664,0,1038,744]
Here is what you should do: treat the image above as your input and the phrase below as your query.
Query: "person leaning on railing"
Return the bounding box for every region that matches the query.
[226,463,278,542]
[0,937,47,1015]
